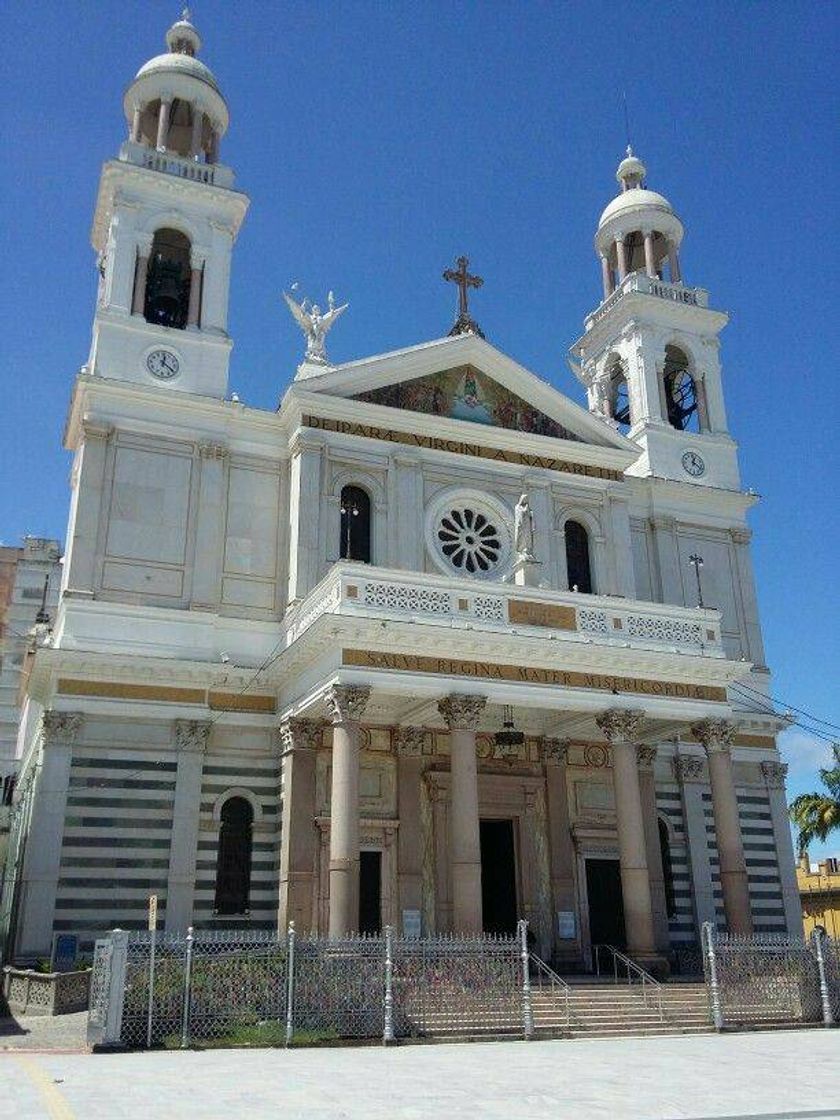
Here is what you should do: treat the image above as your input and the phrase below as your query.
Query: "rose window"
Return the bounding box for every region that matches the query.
[436,506,503,574]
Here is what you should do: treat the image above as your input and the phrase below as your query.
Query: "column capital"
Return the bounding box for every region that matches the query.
[42,711,83,747]
[198,442,228,460]
[80,419,114,442]
[672,755,706,784]
[174,719,212,753]
[438,694,487,731]
[636,744,657,770]
[325,684,370,725]
[760,760,788,789]
[730,527,752,546]
[691,718,736,754]
[596,709,645,743]
[541,737,570,765]
[394,726,426,758]
[277,717,322,755]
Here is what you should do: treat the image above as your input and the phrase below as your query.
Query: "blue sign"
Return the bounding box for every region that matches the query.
[51,933,78,973]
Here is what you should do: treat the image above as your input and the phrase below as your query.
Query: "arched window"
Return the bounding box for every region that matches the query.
[662,346,700,432]
[144,228,191,330]
[607,363,631,432]
[339,485,371,563]
[658,817,677,920]
[214,796,253,915]
[564,520,593,594]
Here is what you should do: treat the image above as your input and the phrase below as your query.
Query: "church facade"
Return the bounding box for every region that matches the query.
[2,16,801,970]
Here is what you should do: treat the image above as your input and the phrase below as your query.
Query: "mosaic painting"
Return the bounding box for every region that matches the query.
[354,366,581,440]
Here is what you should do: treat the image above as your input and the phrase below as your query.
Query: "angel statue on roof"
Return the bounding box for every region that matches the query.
[282,286,348,366]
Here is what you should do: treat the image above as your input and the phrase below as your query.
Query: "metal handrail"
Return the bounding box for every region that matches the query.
[528,952,571,1030]
[593,943,663,1020]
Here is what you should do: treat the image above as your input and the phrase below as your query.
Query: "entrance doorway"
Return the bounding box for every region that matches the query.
[480,819,518,935]
[359,850,382,934]
[585,858,626,952]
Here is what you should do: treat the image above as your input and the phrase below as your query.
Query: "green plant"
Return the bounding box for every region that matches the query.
[790,744,840,854]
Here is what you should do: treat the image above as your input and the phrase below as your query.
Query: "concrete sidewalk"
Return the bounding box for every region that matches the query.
[2,1029,839,1120]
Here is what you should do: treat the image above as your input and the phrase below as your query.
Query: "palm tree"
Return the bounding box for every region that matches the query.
[789,743,840,854]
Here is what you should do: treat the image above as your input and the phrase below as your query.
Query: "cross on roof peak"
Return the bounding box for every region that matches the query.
[443,255,485,339]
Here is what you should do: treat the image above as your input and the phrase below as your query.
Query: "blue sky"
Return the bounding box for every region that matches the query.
[2,2,838,855]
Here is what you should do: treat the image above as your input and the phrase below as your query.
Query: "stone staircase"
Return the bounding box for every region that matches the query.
[398,977,713,1041]
[532,977,713,1039]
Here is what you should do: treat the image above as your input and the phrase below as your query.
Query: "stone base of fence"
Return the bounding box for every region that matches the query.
[3,966,91,1016]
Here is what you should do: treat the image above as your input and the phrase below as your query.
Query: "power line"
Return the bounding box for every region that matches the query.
[729,678,840,734]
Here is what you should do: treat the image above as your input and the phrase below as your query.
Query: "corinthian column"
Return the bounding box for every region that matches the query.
[596,710,657,959]
[326,685,370,936]
[438,694,487,933]
[692,719,752,935]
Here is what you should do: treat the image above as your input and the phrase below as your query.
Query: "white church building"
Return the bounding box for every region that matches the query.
[2,15,801,970]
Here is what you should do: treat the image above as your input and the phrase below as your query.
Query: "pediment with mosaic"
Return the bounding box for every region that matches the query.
[353,366,581,440]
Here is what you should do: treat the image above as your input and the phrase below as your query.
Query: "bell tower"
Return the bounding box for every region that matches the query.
[570,151,738,489]
[87,11,249,397]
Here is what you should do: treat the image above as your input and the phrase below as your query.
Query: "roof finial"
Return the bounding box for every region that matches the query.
[622,91,632,155]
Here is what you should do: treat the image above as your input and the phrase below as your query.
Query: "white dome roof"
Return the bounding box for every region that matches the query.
[136,51,220,94]
[598,187,675,229]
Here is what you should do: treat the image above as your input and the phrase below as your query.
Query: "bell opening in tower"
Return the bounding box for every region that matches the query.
[144,229,191,330]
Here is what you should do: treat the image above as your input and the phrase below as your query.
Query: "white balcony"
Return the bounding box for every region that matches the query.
[585,272,709,331]
[284,563,725,659]
[119,141,234,189]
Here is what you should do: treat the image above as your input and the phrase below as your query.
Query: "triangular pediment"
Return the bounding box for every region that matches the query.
[352,364,582,441]
[285,333,634,453]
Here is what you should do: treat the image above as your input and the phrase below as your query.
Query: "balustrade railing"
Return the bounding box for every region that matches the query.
[585,272,709,329]
[119,141,234,188]
[284,562,724,657]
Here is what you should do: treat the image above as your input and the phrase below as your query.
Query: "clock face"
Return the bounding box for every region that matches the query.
[682,450,706,478]
[146,349,180,380]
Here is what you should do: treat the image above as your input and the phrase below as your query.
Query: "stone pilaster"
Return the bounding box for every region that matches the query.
[692,719,753,935]
[672,754,717,933]
[16,712,83,957]
[542,738,578,962]
[438,694,486,933]
[596,710,658,961]
[191,442,228,609]
[395,727,426,929]
[761,759,803,936]
[165,719,211,932]
[325,685,370,936]
[64,422,113,598]
[277,718,322,932]
[636,745,669,952]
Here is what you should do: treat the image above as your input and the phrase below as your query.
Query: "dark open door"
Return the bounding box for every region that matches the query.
[480,819,518,935]
[359,850,382,934]
[585,858,626,951]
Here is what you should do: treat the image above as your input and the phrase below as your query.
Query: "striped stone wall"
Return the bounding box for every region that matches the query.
[655,785,696,945]
[56,751,177,944]
[704,788,787,934]
[192,753,281,930]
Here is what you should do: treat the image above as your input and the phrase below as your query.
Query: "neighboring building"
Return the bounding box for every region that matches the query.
[0,539,61,888]
[0,538,62,778]
[798,855,840,939]
[2,15,802,966]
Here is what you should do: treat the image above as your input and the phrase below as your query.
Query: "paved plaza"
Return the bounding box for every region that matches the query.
[1,1029,839,1120]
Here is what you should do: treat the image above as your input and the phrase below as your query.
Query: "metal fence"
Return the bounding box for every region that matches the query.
[88,921,535,1049]
[702,922,837,1030]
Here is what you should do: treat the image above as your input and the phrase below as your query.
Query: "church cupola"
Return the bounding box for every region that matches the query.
[595,149,685,301]
[570,150,739,490]
[123,10,229,164]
